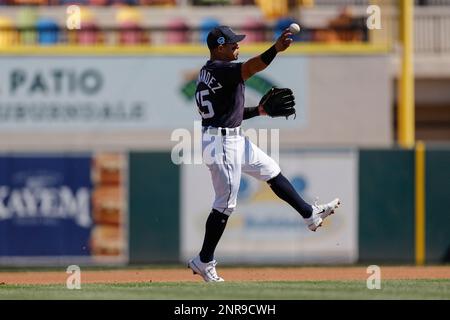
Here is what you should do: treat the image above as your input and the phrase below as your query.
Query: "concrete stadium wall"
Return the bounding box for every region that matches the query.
[0,147,448,265]
[285,55,391,147]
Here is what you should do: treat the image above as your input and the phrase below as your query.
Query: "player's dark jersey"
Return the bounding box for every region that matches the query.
[195,60,245,128]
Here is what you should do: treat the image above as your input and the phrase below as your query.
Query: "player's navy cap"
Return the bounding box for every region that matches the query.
[206,26,246,49]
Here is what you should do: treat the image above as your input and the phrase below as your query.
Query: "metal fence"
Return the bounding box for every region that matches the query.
[415,12,450,53]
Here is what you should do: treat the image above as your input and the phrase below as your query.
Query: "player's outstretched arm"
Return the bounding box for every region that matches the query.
[241,29,293,81]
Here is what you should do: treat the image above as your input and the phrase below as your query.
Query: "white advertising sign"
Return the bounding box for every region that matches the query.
[0,57,307,132]
[181,150,358,264]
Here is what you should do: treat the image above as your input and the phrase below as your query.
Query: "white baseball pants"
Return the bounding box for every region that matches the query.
[202,127,281,215]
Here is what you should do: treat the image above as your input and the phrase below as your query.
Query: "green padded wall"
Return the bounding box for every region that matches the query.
[425,149,450,263]
[129,152,180,263]
[359,149,415,263]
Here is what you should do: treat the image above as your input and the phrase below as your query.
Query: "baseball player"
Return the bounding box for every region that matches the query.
[188,26,341,282]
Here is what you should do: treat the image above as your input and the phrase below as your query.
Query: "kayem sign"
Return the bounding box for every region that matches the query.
[0,153,128,265]
[0,155,93,258]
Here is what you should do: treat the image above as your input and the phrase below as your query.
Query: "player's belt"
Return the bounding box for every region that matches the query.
[202,126,241,136]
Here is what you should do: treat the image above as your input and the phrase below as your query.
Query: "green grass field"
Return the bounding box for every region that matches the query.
[1,279,449,300]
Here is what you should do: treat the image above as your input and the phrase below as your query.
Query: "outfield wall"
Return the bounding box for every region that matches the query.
[0,148,448,265]
[0,152,128,265]
[358,148,450,264]
[180,150,358,264]
[126,148,449,265]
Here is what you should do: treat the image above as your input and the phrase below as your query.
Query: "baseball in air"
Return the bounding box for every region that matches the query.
[289,23,301,34]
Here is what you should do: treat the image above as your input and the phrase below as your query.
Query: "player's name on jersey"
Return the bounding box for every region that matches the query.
[197,69,223,93]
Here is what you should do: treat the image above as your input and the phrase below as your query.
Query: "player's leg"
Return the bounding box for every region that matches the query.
[241,137,340,231]
[241,137,312,217]
[188,134,244,282]
[267,173,340,230]
[203,134,243,215]
[198,158,239,265]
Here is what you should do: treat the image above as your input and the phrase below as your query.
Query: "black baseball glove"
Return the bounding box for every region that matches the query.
[259,87,296,119]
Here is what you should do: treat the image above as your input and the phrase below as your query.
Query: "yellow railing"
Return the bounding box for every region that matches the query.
[0,43,391,56]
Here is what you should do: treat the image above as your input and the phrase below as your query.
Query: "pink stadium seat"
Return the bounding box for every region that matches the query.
[116,6,149,45]
[75,8,103,45]
[78,22,102,45]
[88,0,110,5]
[119,21,148,45]
[166,17,189,44]
[242,17,266,43]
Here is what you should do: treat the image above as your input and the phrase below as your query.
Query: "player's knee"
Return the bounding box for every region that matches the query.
[267,171,281,185]
[210,208,231,221]
[263,162,281,182]
[213,206,234,216]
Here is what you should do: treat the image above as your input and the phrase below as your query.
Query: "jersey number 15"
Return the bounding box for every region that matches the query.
[195,90,215,119]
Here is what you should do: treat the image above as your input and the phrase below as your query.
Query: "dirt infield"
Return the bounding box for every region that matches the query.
[1,266,449,285]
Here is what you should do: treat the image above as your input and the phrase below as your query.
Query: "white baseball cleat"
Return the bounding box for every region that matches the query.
[188,255,224,282]
[305,198,341,232]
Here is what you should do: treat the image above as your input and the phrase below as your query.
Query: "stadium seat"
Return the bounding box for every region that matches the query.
[17,7,38,45]
[235,0,257,4]
[78,23,102,45]
[59,0,90,5]
[256,0,288,20]
[242,17,266,43]
[199,17,220,44]
[76,8,103,45]
[0,16,18,47]
[166,17,189,44]
[327,6,366,43]
[36,18,59,45]
[109,0,139,5]
[10,0,48,4]
[139,0,176,5]
[116,6,149,45]
[87,0,110,4]
[116,6,142,25]
[192,0,231,5]
[118,22,148,45]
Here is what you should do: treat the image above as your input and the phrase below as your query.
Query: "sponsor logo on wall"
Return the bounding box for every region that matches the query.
[0,153,127,264]
[181,151,358,264]
[0,57,307,131]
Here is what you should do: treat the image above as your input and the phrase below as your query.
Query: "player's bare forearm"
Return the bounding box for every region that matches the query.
[241,56,267,81]
[241,29,293,81]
